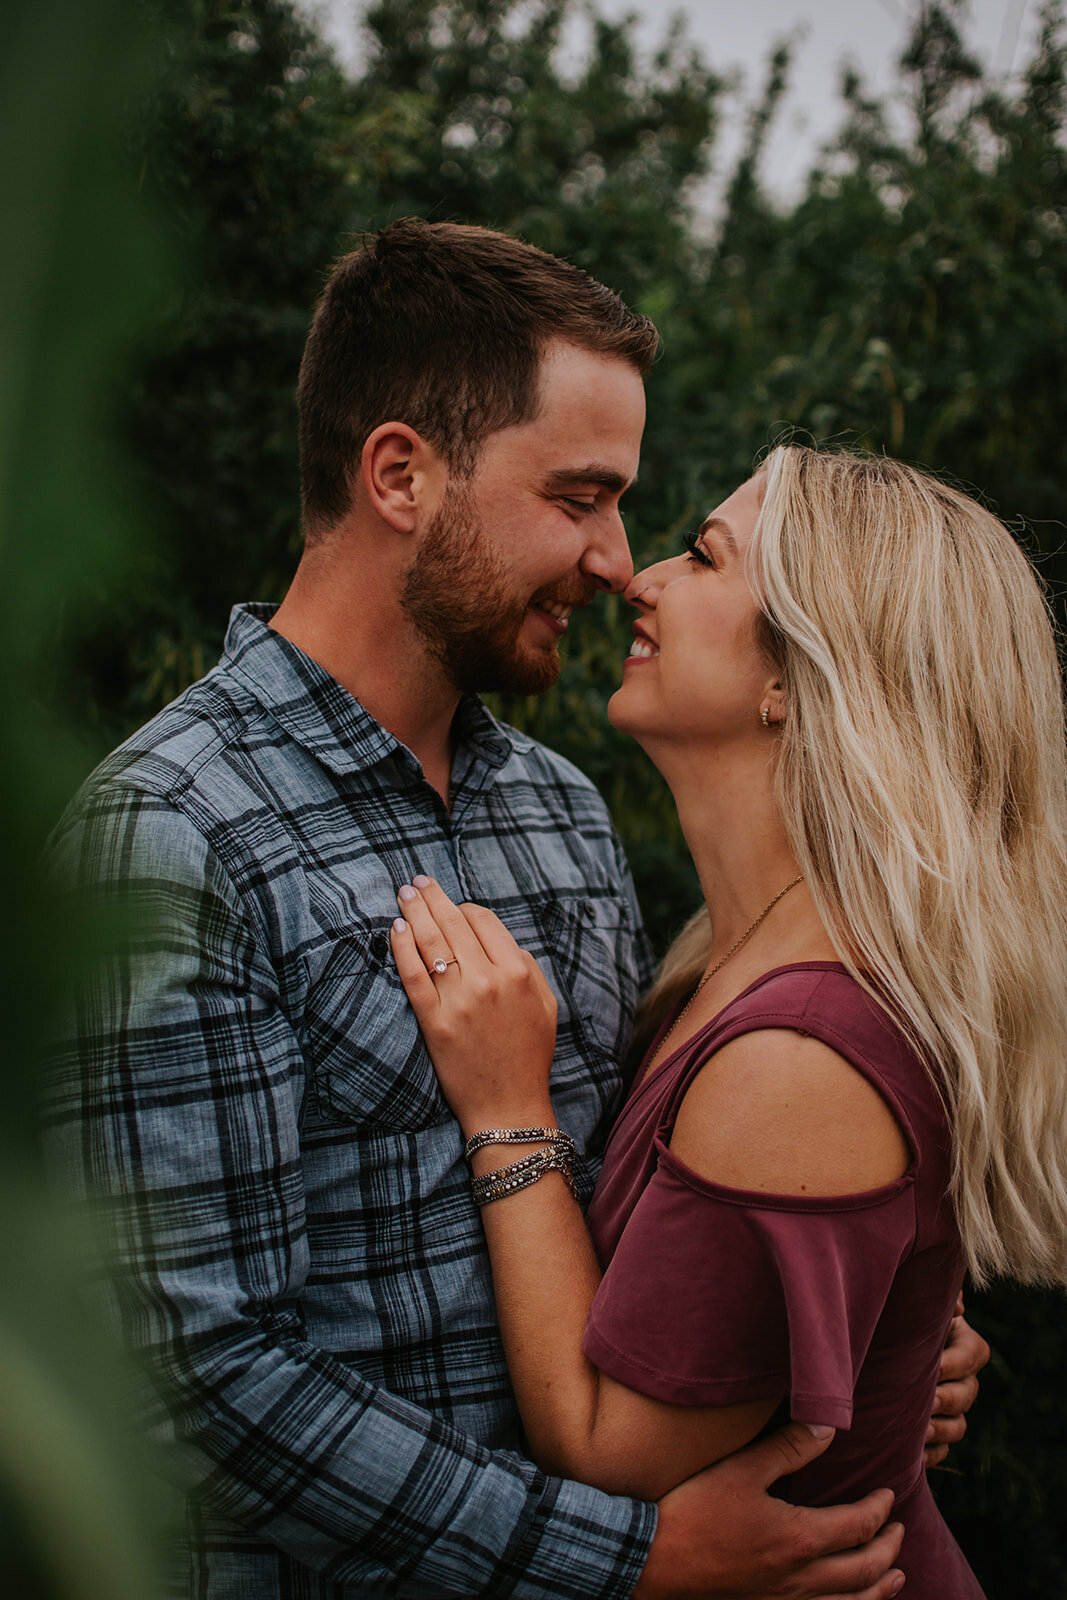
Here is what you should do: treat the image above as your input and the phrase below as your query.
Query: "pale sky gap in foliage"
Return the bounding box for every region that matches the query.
[303,0,1041,206]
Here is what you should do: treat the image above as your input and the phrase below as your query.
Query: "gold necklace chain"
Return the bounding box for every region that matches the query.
[644,875,805,1079]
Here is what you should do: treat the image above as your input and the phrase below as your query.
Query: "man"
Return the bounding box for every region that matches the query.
[46,219,984,1600]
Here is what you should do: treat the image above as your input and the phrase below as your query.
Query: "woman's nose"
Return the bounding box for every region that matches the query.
[624,554,678,607]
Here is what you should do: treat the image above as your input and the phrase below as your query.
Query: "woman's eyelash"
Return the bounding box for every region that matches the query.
[683,529,714,567]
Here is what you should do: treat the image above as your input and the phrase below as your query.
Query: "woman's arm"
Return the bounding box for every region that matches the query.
[391,879,778,1497]
[468,1124,779,1498]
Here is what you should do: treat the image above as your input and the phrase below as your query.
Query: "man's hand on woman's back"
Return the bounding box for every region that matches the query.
[634,1422,905,1600]
[925,1301,989,1469]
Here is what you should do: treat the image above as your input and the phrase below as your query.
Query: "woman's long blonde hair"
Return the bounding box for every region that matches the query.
[636,444,1067,1287]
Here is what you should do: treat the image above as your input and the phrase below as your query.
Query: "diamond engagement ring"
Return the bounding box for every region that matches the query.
[432,958,458,975]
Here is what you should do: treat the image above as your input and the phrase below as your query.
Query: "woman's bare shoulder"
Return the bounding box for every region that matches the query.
[670,1026,911,1197]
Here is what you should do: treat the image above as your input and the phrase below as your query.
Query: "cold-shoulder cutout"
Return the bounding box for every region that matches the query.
[668,1026,912,1200]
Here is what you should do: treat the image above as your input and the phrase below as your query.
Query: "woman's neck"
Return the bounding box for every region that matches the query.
[664,744,837,970]
[668,747,781,919]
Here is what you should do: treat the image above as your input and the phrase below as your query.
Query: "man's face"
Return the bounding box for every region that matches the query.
[401,341,645,695]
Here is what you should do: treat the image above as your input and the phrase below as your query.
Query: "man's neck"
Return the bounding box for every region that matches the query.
[271,554,460,807]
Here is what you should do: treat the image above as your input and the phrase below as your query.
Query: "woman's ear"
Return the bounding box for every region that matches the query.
[759,680,788,728]
[360,423,447,534]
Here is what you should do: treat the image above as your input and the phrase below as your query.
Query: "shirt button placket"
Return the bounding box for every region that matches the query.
[451,832,472,902]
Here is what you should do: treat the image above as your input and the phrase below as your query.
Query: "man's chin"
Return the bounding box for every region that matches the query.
[455,642,562,698]
[478,657,562,697]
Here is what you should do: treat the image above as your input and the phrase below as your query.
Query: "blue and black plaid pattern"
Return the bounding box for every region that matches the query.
[44,605,657,1600]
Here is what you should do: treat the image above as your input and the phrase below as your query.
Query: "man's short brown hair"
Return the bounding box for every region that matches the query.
[297,218,659,538]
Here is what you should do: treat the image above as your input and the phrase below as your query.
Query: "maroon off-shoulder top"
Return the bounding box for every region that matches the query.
[583,963,984,1598]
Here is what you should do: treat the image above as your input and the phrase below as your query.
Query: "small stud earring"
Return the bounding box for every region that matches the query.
[760,706,770,728]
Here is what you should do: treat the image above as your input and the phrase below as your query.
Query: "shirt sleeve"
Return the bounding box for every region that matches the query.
[43,783,655,1600]
[582,1135,917,1430]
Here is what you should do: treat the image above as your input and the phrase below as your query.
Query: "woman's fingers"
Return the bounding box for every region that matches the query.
[390,878,557,1130]
[394,878,551,1019]
[459,899,534,964]
[399,876,530,972]
[389,916,440,1021]
[396,877,479,976]
[417,876,486,950]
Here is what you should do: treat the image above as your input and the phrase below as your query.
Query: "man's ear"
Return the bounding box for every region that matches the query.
[360,423,447,534]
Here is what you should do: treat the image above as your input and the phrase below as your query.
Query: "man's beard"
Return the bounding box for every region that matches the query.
[401,483,589,695]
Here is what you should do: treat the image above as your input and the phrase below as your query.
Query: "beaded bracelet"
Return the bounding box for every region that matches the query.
[463,1126,575,1163]
[470,1144,579,1207]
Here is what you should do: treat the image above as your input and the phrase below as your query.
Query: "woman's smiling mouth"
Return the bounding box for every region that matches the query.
[627,623,659,660]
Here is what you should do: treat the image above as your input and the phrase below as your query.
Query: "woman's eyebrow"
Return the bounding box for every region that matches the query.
[697,515,737,554]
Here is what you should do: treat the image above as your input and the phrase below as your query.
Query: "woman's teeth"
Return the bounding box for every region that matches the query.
[628,637,658,659]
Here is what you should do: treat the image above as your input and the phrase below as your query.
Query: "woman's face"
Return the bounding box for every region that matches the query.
[608,475,777,750]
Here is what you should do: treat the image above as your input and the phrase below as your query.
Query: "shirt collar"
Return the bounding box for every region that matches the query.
[221,603,531,779]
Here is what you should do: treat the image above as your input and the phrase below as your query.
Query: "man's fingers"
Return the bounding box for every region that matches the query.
[937,1315,990,1385]
[722,1421,899,1557]
[795,1519,904,1599]
[781,1487,898,1569]
[923,1313,986,1470]
[926,1411,967,1447]
[741,1421,839,1490]
[932,1374,979,1418]
[935,1370,980,1413]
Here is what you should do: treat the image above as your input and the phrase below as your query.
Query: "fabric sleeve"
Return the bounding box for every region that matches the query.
[582,1135,917,1429]
[42,785,655,1600]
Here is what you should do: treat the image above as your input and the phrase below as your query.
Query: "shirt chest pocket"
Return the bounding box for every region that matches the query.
[532,892,638,1085]
[301,925,448,1132]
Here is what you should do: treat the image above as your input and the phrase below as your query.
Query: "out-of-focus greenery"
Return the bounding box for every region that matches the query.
[25,0,1067,1592]
[1,0,174,1593]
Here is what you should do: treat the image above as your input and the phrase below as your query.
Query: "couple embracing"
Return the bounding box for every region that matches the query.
[49,219,1067,1600]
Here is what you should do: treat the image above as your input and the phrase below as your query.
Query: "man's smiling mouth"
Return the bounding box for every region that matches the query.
[536,600,574,626]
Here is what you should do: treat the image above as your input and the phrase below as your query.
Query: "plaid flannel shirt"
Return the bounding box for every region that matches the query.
[44,604,658,1600]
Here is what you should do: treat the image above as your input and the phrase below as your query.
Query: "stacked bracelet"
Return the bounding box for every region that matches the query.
[470,1145,579,1207]
[464,1126,579,1208]
[463,1126,575,1162]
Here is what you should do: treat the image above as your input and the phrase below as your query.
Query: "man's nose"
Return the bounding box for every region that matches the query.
[579,506,633,594]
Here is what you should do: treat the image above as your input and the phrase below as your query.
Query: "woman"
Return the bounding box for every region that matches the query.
[390,446,1067,1595]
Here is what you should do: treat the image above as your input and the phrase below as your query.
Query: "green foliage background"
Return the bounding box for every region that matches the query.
[2,2,174,1593]
[9,0,1066,1592]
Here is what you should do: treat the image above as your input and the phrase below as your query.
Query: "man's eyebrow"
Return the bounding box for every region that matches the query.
[697,515,737,554]
[545,467,633,493]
